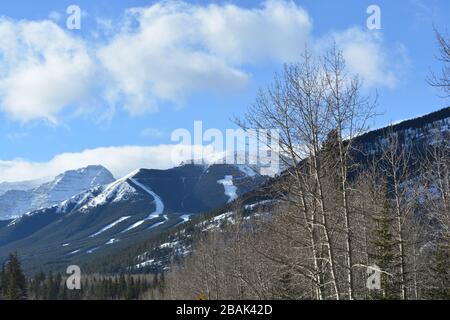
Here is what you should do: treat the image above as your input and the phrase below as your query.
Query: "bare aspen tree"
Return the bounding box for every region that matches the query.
[235,46,378,299]
[253,200,325,299]
[235,48,343,299]
[428,30,450,98]
[379,131,417,299]
[322,47,376,299]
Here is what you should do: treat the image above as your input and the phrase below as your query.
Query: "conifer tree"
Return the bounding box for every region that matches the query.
[0,264,6,299]
[4,253,27,300]
[370,201,398,299]
[45,271,58,300]
[427,244,450,299]
[126,276,135,300]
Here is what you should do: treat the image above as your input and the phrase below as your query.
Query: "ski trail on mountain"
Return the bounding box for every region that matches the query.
[130,178,164,215]
[89,216,131,238]
[148,215,168,229]
[121,178,165,233]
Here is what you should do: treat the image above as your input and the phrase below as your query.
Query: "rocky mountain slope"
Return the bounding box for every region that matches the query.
[0,165,115,220]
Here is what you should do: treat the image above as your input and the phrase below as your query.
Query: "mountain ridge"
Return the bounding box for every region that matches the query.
[0,162,267,274]
[0,107,448,275]
[0,165,115,220]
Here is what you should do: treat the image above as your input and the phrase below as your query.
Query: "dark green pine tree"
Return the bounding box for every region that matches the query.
[0,263,6,299]
[152,273,158,289]
[59,280,68,300]
[55,273,62,299]
[106,278,113,299]
[113,277,119,299]
[135,277,142,299]
[4,253,28,300]
[427,244,450,299]
[370,201,398,299]
[45,271,57,300]
[119,274,126,299]
[83,279,90,299]
[32,271,46,300]
[158,272,165,297]
[126,276,135,300]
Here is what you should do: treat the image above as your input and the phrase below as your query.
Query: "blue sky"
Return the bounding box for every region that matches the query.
[0,0,448,181]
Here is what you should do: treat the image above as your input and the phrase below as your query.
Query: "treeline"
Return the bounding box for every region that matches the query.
[0,253,167,300]
[28,273,165,300]
[163,48,450,300]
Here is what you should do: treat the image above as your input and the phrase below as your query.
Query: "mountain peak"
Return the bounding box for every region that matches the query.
[56,165,113,178]
[0,165,116,220]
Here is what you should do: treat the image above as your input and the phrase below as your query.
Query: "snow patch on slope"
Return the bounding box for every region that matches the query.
[106,238,118,245]
[136,259,154,268]
[180,214,191,222]
[148,215,168,230]
[86,247,99,254]
[217,175,238,203]
[89,216,131,238]
[68,249,80,255]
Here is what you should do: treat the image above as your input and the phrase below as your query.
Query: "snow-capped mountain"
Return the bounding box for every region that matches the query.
[0,107,447,275]
[0,165,115,220]
[0,162,266,273]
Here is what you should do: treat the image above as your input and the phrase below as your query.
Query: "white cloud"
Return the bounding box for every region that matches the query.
[0,1,406,123]
[193,0,312,64]
[0,144,213,182]
[0,19,95,123]
[318,28,404,89]
[96,0,312,114]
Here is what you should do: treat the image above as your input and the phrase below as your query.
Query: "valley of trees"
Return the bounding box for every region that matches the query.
[0,253,166,300]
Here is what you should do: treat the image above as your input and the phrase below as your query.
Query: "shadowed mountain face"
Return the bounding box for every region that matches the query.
[132,164,265,213]
[0,163,266,274]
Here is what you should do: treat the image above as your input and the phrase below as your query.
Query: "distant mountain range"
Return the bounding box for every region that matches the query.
[0,178,50,197]
[0,162,266,274]
[0,107,448,275]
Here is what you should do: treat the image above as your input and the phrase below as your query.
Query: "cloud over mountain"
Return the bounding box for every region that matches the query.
[0,1,406,123]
